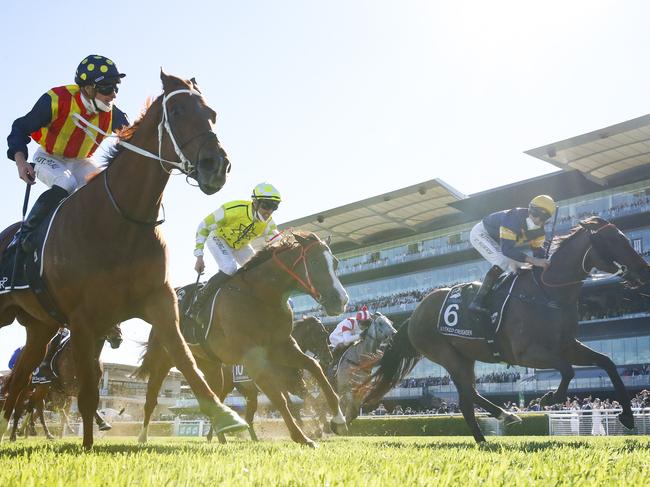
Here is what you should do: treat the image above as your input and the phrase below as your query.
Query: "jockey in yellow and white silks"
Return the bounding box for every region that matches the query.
[329,306,372,350]
[190,183,281,316]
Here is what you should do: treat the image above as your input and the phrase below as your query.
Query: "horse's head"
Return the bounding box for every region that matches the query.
[276,232,349,315]
[366,312,397,346]
[160,71,231,194]
[581,218,650,288]
[104,324,123,350]
[292,316,333,366]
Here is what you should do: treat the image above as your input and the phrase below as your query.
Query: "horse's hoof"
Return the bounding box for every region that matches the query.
[98,422,112,432]
[212,407,248,435]
[618,412,635,430]
[330,419,348,436]
[304,440,318,449]
[504,413,522,426]
[46,434,55,440]
[539,392,554,407]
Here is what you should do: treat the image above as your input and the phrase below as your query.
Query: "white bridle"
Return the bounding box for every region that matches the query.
[72,88,209,174]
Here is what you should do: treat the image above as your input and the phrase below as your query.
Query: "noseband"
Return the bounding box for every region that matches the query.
[272,240,323,301]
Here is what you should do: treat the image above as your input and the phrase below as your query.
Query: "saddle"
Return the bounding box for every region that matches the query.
[437,273,518,342]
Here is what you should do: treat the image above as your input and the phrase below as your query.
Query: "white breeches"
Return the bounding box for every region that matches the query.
[206,236,255,276]
[33,147,98,194]
[470,222,525,273]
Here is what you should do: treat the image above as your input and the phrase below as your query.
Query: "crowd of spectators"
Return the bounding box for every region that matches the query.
[476,371,521,384]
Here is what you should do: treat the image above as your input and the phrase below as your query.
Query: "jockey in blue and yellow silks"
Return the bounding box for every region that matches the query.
[6,54,129,252]
[468,194,556,316]
[190,182,281,317]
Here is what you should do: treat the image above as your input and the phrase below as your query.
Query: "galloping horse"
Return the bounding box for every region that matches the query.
[206,316,333,442]
[10,325,123,441]
[137,231,349,447]
[362,217,650,442]
[0,71,242,449]
[331,312,396,424]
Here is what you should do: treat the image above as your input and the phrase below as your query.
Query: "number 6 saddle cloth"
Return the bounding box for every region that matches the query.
[436,275,518,340]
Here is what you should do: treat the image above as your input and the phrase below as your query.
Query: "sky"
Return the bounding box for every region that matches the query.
[0,0,649,367]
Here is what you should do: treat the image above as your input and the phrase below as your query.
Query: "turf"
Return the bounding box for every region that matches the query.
[0,436,649,486]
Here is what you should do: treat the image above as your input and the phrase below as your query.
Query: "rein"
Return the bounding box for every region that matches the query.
[271,240,322,300]
[72,88,211,174]
[540,223,629,288]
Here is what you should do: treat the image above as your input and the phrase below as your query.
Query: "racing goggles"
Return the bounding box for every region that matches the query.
[258,199,279,211]
[95,83,119,95]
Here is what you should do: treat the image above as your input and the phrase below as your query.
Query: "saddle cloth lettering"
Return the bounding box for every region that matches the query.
[437,276,517,340]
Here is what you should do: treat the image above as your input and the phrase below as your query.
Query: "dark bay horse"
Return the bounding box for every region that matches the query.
[207,315,333,442]
[362,217,650,442]
[0,71,243,449]
[10,325,123,441]
[136,231,350,447]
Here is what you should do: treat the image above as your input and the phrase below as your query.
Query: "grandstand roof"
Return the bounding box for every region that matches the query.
[525,114,650,186]
[279,178,467,253]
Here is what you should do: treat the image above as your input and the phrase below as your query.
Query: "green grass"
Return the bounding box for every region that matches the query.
[0,436,649,486]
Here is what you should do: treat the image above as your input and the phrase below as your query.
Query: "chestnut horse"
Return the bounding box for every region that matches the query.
[362,217,650,442]
[136,231,350,447]
[0,71,245,449]
[9,325,123,441]
[207,315,334,442]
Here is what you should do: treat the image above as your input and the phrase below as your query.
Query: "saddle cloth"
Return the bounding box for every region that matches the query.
[0,241,28,294]
[436,274,518,340]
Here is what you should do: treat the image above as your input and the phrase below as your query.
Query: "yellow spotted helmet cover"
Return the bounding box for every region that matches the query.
[251,182,282,202]
[75,55,126,86]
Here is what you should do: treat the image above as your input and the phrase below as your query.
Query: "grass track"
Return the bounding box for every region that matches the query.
[0,436,649,486]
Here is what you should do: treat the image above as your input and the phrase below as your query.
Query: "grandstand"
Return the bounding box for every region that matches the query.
[281,113,650,412]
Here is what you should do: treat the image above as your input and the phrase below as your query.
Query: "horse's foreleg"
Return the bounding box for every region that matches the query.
[568,340,634,428]
[196,359,231,443]
[35,398,54,440]
[270,343,346,434]
[139,344,173,444]
[253,373,314,447]
[69,324,100,450]
[141,285,246,435]
[518,345,575,407]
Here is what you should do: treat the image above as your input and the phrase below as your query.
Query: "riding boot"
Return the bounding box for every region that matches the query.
[21,186,69,253]
[468,265,503,317]
[188,271,230,321]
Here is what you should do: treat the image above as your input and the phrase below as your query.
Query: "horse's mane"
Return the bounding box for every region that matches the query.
[236,230,316,274]
[103,97,157,167]
[548,216,607,257]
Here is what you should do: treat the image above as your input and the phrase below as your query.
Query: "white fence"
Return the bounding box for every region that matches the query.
[547,409,650,436]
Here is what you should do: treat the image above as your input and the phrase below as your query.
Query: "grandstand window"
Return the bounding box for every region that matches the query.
[632,238,642,254]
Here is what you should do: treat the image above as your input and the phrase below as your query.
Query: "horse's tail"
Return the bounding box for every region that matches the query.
[133,328,160,380]
[358,317,421,405]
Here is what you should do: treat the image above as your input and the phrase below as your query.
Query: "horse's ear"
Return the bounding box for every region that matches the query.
[325,235,332,246]
[189,77,203,93]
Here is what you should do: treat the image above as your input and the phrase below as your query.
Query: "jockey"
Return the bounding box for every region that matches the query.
[329,306,373,351]
[468,194,556,316]
[7,55,129,252]
[190,182,281,316]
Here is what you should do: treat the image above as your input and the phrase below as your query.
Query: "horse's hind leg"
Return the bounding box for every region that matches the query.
[567,340,634,428]
[0,324,54,441]
[139,341,173,444]
[473,392,521,425]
